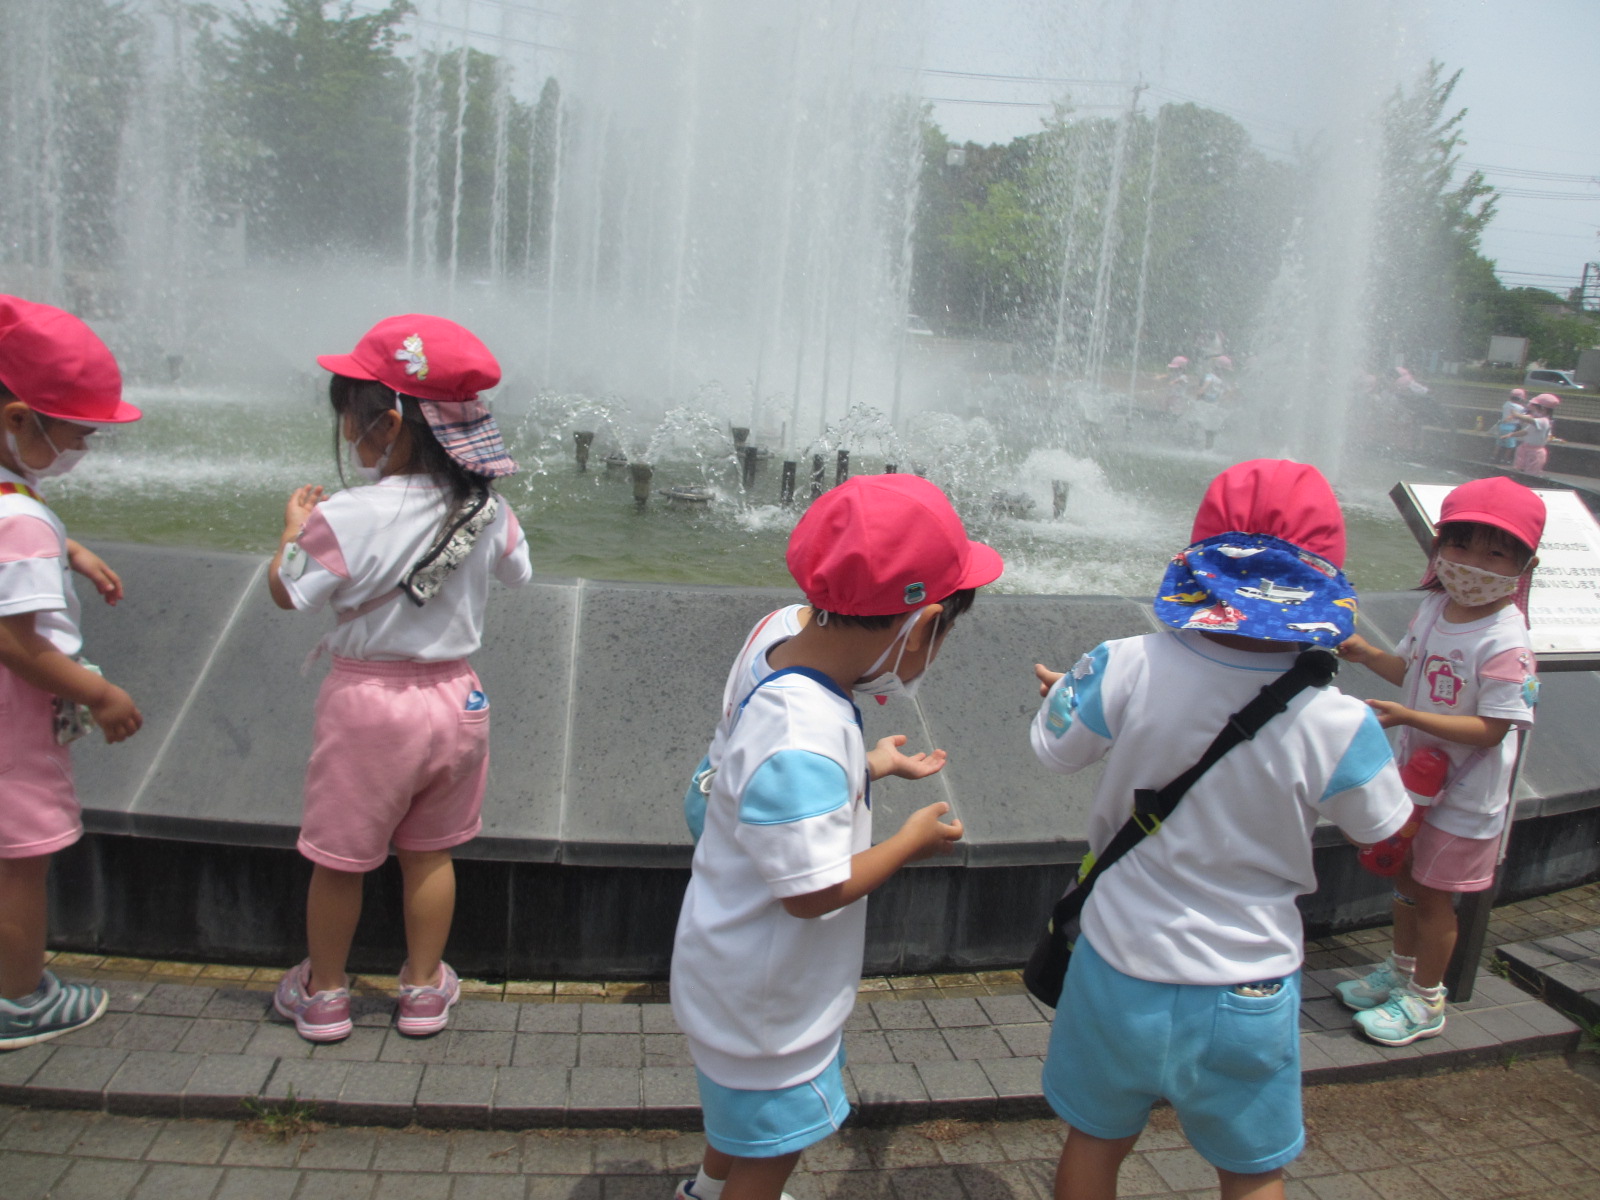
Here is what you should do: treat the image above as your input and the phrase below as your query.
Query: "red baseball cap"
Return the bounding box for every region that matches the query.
[786,474,1003,615]
[318,314,517,478]
[1190,458,1346,566]
[317,314,501,403]
[0,296,140,424]
[1438,476,1545,554]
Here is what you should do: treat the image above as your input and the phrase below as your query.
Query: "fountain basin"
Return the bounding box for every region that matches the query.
[49,544,1600,978]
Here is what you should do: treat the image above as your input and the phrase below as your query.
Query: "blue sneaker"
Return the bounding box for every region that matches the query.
[1354,988,1446,1046]
[1335,956,1410,1011]
[0,971,109,1050]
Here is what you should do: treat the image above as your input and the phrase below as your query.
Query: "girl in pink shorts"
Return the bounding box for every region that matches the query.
[1336,476,1544,1047]
[268,315,532,1042]
[0,296,144,1050]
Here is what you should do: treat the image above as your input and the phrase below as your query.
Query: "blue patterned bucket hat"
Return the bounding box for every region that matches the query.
[1155,531,1358,646]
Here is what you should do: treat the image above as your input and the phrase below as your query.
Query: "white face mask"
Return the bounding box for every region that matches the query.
[346,411,395,483]
[6,414,88,481]
[1434,554,1521,608]
[852,609,942,704]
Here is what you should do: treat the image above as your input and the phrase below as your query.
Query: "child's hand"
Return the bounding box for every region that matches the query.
[898,800,964,862]
[1034,662,1065,697]
[867,734,947,781]
[1365,699,1411,729]
[90,683,142,743]
[66,541,123,606]
[1336,634,1377,665]
[282,485,326,539]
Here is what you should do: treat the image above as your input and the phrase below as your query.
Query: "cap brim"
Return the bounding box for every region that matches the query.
[1436,509,1538,551]
[957,540,1004,591]
[29,398,142,425]
[316,352,382,383]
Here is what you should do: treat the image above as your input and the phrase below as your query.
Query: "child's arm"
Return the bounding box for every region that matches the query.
[65,540,124,606]
[781,801,961,919]
[1337,633,1407,687]
[866,734,947,781]
[0,613,141,742]
[1364,699,1511,748]
[267,485,326,610]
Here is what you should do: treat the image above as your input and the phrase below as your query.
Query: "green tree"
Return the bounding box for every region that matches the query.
[1370,61,1498,365]
[200,0,415,256]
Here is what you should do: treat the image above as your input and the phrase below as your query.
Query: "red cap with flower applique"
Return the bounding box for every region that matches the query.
[317,314,516,477]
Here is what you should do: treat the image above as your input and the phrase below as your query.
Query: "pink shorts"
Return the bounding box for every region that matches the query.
[1409,819,1499,892]
[1513,445,1547,476]
[0,667,81,859]
[299,657,489,872]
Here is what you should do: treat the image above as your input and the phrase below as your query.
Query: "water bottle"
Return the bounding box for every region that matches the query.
[1358,747,1449,877]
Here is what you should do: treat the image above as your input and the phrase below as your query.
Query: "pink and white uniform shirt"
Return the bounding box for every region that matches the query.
[1393,591,1537,839]
[279,476,531,661]
[0,466,81,654]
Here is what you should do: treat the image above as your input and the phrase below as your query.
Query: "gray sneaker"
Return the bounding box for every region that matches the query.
[0,971,109,1050]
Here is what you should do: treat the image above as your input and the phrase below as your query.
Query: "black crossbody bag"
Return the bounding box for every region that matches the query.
[1023,648,1339,1008]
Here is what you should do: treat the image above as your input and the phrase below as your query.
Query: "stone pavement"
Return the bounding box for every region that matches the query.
[0,963,1578,1131]
[2,1055,1598,1199]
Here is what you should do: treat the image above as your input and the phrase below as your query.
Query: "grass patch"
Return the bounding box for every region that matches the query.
[240,1089,323,1142]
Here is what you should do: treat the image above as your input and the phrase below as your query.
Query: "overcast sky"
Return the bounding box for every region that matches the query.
[922,0,1600,298]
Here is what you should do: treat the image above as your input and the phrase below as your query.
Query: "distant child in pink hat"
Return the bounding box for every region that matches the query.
[670,474,1002,1200]
[0,295,144,1050]
[1512,393,1560,476]
[267,315,531,1043]
[1337,475,1544,1047]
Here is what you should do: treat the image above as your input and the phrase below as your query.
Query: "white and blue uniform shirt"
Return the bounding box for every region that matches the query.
[671,661,872,1091]
[684,605,809,841]
[1032,630,1410,986]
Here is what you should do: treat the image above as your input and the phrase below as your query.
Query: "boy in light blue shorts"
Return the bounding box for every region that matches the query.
[670,474,1002,1200]
[1029,460,1410,1200]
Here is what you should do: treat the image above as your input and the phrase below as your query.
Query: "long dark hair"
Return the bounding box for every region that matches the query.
[329,376,488,507]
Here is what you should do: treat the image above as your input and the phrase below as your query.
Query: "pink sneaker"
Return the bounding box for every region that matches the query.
[396,961,460,1037]
[272,960,352,1042]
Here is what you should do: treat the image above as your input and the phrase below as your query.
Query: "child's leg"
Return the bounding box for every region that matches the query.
[306,864,365,993]
[689,1145,802,1200]
[396,848,455,987]
[0,854,51,1000]
[1055,1126,1140,1200]
[1396,863,1456,991]
[1217,1167,1286,1200]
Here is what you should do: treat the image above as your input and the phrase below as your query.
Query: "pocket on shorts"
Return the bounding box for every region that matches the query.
[1200,984,1298,1082]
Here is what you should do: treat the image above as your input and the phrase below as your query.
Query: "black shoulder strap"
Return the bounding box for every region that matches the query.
[1061,647,1338,911]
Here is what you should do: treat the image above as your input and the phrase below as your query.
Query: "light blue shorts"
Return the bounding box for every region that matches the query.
[696,1045,850,1158]
[1042,938,1304,1176]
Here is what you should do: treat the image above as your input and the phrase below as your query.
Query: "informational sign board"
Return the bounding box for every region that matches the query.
[1391,482,1600,671]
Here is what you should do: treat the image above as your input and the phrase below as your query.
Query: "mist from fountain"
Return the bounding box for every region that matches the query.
[0,0,1451,597]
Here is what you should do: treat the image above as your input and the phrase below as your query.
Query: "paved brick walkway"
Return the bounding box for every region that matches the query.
[3,1056,1598,1199]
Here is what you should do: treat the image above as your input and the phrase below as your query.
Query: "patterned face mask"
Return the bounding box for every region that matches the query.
[1433,554,1521,608]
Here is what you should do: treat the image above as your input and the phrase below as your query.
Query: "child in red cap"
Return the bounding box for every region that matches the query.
[0,296,144,1049]
[267,315,531,1042]
[670,474,1002,1200]
[1031,459,1410,1199]
[1336,475,1543,1047]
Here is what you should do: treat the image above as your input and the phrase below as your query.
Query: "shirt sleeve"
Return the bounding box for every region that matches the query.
[1317,707,1411,844]
[0,514,68,618]
[1477,646,1537,727]
[1030,643,1114,774]
[279,506,347,614]
[732,749,856,898]
[492,504,533,587]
